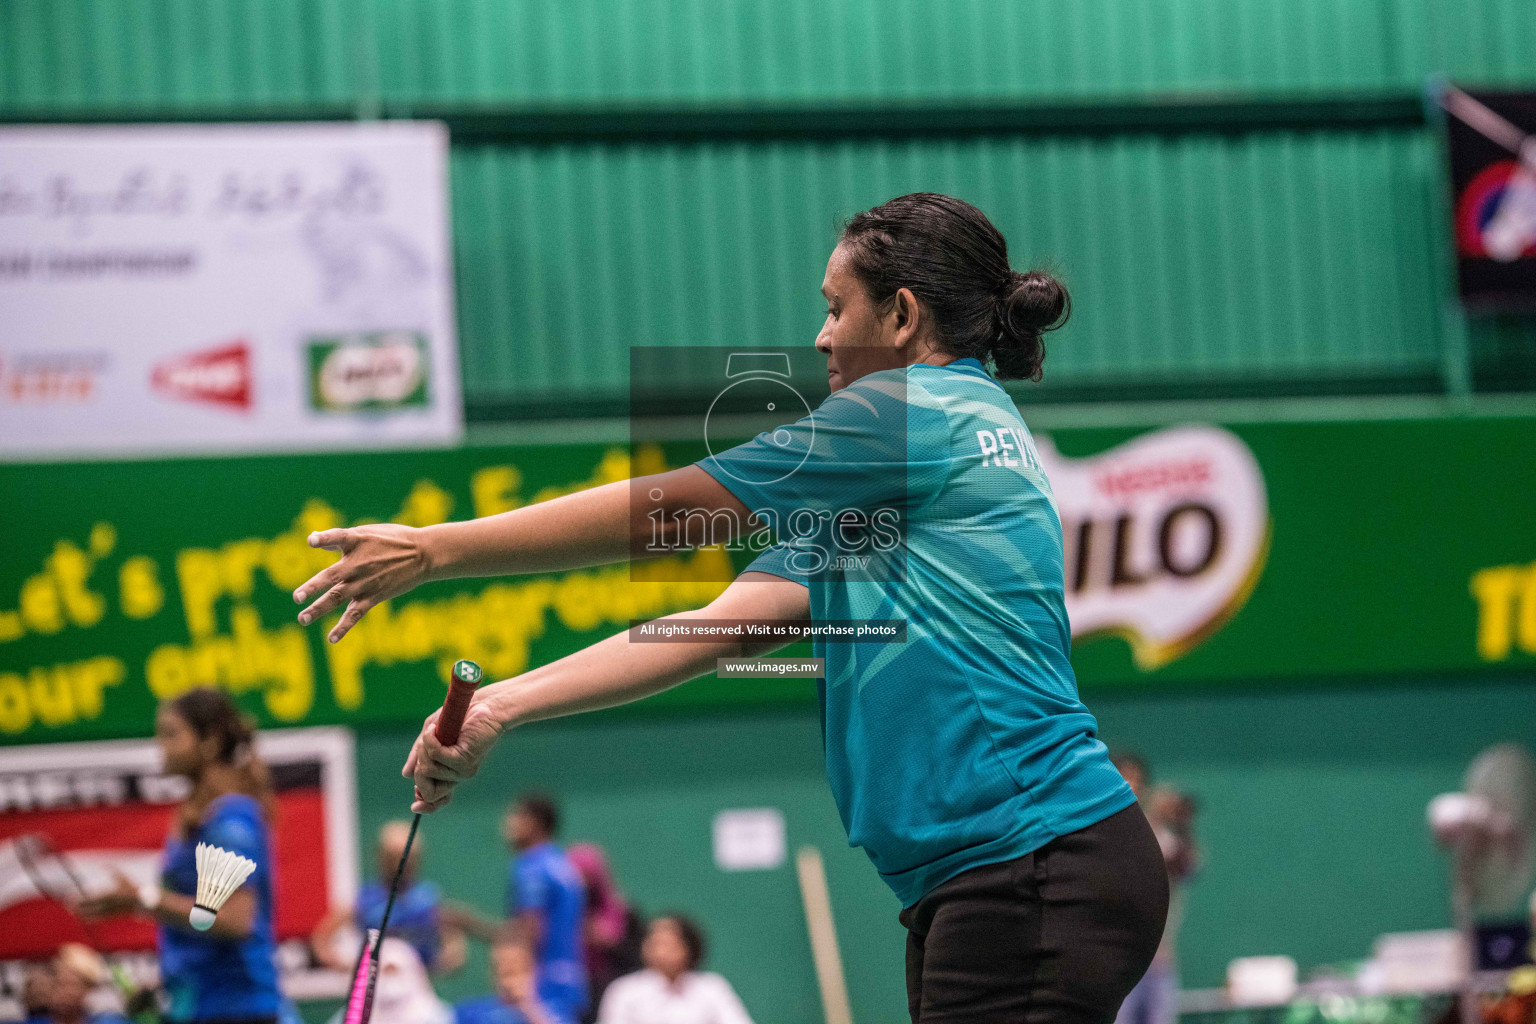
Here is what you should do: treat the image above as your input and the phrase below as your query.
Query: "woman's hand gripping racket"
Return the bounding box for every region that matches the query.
[403,662,507,815]
[344,658,483,1024]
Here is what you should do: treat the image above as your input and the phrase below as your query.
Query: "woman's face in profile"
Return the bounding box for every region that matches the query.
[154,706,203,778]
[816,244,905,391]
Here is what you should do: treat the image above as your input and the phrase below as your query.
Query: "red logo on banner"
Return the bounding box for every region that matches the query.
[151,341,253,410]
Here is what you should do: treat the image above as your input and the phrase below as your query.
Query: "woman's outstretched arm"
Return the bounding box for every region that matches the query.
[294,464,750,643]
[402,571,809,812]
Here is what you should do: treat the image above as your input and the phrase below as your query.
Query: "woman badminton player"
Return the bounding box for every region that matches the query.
[295,193,1169,1022]
[79,688,281,1024]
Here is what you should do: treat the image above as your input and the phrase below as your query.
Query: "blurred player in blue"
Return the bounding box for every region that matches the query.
[504,794,587,1022]
[305,193,1170,1023]
[456,924,570,1024]
[78,688,281,1024]
[311,820,469,976]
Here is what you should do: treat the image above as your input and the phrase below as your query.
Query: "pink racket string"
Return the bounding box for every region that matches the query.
[341,929,379,1024]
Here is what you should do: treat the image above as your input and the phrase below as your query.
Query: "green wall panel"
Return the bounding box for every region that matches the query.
[3,0,1534,111]
[451,131,1447,412]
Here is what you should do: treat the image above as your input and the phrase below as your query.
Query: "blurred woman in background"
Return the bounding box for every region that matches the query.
[596,915,752,1024]
[78,687,281,1024]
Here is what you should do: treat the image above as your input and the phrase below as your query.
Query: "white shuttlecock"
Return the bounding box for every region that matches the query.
[191,842,256,931]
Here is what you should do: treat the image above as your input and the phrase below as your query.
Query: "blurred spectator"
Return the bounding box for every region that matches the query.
[597,915,753,1024]
[455,924,570,1024]
[1109,751,1149,800]
[565,843,644,1022]
[505,794,588,1022]
[22,961,53,1024]
[1110,751,1201,1024]
[312,821,469,975]
[32,945,128,1024]
[323,938,451,1024]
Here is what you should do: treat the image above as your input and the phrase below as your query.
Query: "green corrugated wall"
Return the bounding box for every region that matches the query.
[3,0,1534,415]
[451,133,1447,412]
[5,0,1535,106]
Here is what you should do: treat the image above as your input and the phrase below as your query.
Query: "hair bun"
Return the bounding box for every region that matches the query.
[991,269,1071,381]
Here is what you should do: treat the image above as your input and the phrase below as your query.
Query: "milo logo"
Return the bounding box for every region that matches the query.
[306,331,429,412]
[1038,425,1270,670]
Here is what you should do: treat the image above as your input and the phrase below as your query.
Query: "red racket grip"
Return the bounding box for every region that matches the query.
[434,659,483,747]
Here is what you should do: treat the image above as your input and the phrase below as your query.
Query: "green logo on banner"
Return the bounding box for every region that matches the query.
[306,331,430,412]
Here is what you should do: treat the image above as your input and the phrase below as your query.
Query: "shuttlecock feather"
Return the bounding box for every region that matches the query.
[191,842,256,931]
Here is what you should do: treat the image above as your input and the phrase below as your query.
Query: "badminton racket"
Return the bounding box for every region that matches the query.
[14,832,90,904]
[343,657,482,1024]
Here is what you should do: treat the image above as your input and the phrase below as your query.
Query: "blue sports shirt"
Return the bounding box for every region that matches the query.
[158,793,280,1021]
[506,842,587,1018]
[697,357,1137,907]
[455,995,572,1024]
[356,879,442,969]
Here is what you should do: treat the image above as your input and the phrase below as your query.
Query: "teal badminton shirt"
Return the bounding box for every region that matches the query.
[696,357,1136,907]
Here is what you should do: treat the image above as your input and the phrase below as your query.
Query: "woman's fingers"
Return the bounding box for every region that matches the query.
[414,741,477,782]
[328,597,376,644]
[308,528,354,552]
[293,561,347,606]
[405,697,503,813]
[401,711,441,777]
[297,582,350,626]
[413,775,456,812]
[295,524,425,637]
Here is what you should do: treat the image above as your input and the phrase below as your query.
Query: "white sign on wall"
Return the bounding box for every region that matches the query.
[0,122,462,458]
[712,807,786,871]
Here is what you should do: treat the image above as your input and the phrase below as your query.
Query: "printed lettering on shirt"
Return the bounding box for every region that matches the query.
[975,428,1040,471]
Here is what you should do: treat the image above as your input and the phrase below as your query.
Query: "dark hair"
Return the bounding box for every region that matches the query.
[516,792,559,836]
[165,688,273,830]
[654,913,706,970]
[839,193,1070,381]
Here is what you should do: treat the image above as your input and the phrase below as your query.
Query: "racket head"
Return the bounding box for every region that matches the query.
[15,832,88,903]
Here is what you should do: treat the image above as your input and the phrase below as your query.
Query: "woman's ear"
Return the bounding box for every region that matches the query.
[890,287,922,350]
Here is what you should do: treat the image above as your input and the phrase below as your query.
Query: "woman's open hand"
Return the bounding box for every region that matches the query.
[74,869,140,920]
[293,524,433,643]
[402,697,507,813]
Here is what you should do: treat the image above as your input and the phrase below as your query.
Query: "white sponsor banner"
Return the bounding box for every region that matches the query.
[1039,425,1270,669]
[0,122,462,458]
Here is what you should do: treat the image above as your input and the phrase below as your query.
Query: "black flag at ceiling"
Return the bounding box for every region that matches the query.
[1441,87,1536,311]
